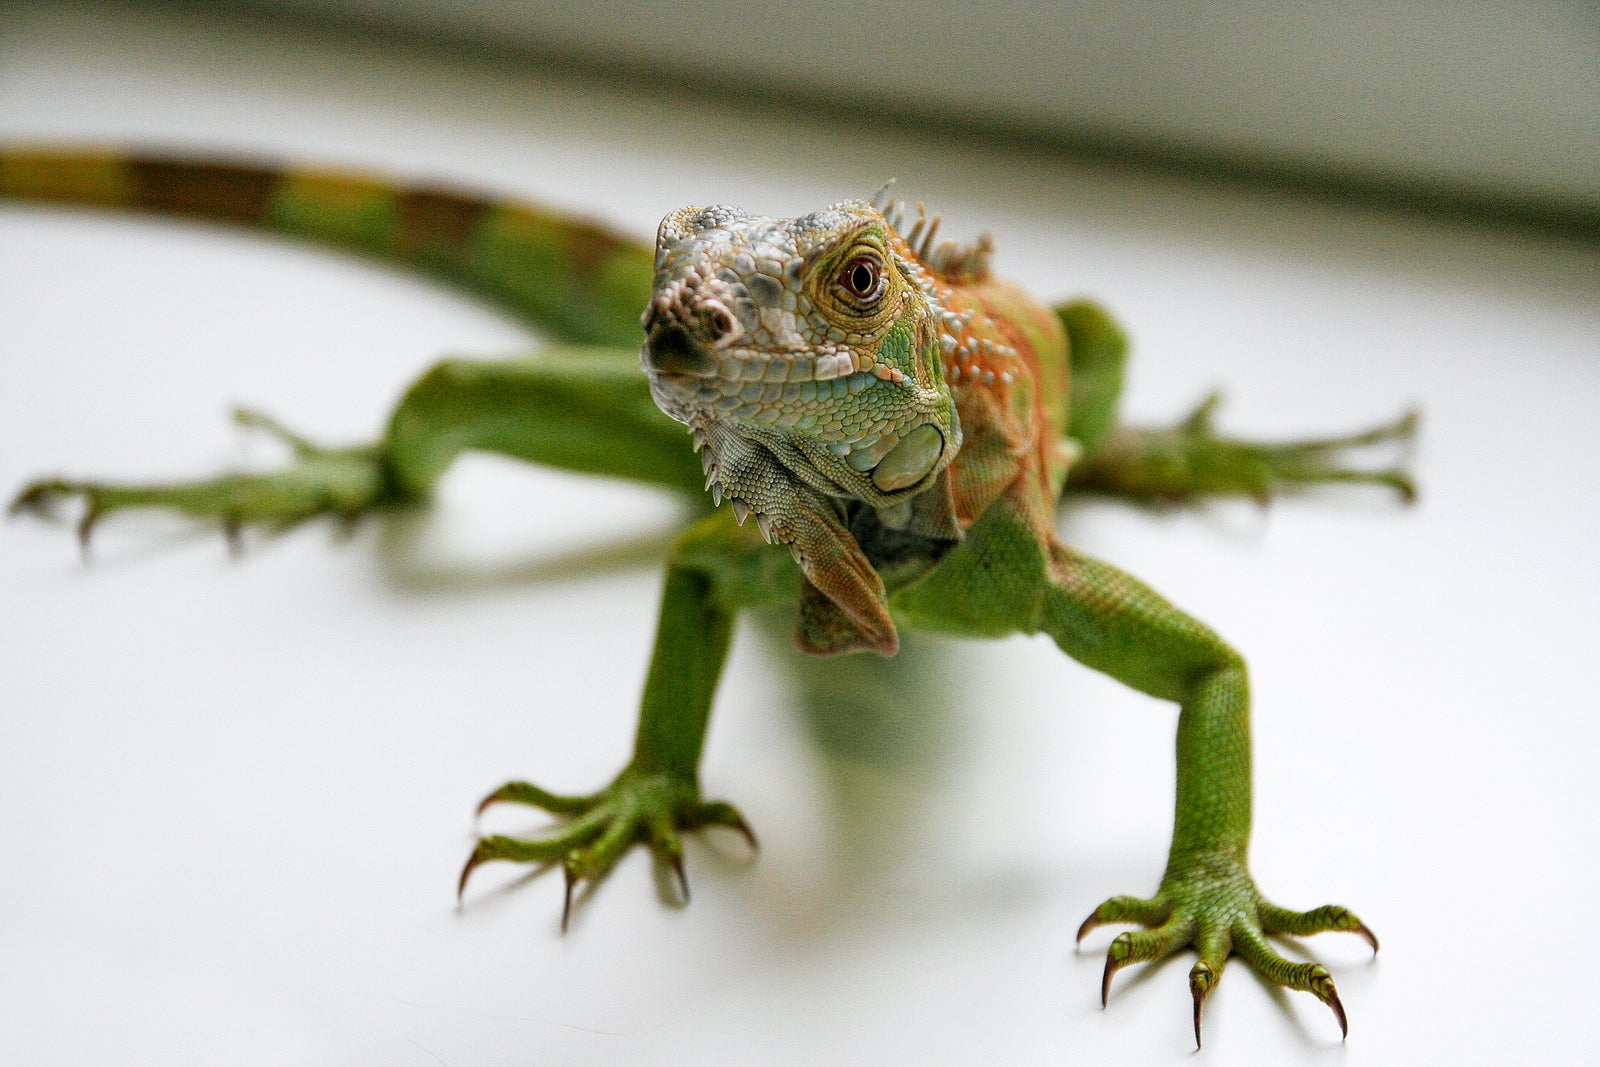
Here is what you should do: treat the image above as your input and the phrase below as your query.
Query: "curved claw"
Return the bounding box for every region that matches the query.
[1355,921,1380,955]
[1326,984,1348,1040]
[222,514,244,558]
[1100,950,1120,1008]
[669,852,690,904]
[77,506,101,559]
[456,840,490,903]
[561,861,579,933]
[692,800,759,852]
[1191,978,1205,1047]
[1189,960,1217,1048]
[1309,966,1348,1040]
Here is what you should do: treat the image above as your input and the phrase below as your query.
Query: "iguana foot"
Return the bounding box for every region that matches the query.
[459,767,757,929]
[10,407,398,555]
[1068,393,1418,504]
[1077,854,1376,1047]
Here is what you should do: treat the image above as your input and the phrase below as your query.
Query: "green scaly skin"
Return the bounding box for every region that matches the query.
[4,147,1413,1046]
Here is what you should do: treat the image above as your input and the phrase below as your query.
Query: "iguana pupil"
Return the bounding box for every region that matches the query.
[845,258,877,299]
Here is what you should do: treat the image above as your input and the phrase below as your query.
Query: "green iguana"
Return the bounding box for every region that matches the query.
[2,147,1414,1046]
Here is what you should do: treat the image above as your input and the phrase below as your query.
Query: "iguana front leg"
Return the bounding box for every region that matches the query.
[460,509,797,924]
[1039,539,1375,1045]
[12,340,784,925]
[895,503,1375,1045]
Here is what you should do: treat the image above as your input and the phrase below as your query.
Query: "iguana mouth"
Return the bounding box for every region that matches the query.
[643,332,871,386]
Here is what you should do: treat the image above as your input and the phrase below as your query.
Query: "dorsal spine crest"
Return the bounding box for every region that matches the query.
[873,192,994,286]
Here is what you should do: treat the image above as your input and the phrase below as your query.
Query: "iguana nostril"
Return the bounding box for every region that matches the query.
[643,323,716,376]
[701,303,738,343]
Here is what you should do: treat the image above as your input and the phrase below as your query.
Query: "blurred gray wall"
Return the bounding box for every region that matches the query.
[239,0,1597,224]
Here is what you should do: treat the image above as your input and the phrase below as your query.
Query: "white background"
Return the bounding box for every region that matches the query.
[3,3,1598,1064]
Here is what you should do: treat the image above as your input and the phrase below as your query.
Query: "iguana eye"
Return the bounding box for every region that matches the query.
[837,255,884,304]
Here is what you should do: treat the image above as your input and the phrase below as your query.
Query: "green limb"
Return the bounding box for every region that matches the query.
[1038,543,1253,859]
[629,560,737,784]
[12,346,702,551]
[1066,391,1418,505]
[1030,534,1366,1043]
[459,511,787,925]
[11,418,386,556]
[1053,299,1418,506]
[381,346,702,497]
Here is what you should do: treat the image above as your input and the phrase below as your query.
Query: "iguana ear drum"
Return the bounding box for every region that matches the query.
[870,425,944,491]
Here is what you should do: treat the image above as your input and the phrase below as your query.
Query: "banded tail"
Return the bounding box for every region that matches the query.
[0,145,655,346]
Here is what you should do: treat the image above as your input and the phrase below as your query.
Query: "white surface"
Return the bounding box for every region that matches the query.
[254,0,1600,214]
[3,3,1599,1064]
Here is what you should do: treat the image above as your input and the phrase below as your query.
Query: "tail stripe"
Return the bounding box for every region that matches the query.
[395,186,493,264]
[128,157,280,225]
[0,147,132,208]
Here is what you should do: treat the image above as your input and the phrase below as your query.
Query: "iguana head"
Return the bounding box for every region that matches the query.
[641,200,964,655]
